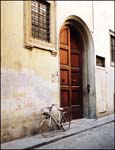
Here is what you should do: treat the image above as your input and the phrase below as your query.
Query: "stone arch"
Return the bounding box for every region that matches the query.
[59,15,96,119]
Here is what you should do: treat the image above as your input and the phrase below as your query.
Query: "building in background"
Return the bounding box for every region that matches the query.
[1,0,114,143]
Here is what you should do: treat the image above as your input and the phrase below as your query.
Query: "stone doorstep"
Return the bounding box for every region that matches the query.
[1,114,114,150]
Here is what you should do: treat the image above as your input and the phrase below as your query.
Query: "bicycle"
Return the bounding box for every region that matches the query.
[39,104,71,138]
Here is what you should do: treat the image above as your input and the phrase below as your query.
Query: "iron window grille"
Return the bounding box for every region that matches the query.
[31,0,50,42]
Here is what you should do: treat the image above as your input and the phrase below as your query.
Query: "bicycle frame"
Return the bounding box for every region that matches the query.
[42,105,64,129]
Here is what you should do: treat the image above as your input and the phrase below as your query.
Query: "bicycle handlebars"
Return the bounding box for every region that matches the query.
[41,104,64,114]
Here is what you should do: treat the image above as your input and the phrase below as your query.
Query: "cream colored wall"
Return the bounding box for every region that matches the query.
[56,1,93,32]
[1,1,59,143]
[93,1,114,118]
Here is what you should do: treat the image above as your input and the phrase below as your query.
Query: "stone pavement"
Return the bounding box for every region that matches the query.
[35,122,114,149]
[1,114,114,150]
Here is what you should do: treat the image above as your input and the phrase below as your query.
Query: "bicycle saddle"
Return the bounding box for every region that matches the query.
[58,107,64,111]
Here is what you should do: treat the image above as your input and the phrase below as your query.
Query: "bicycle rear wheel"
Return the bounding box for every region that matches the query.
[61,112,71,131]
[39,117,57,138]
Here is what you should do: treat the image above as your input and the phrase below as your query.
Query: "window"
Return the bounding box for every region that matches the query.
[110,35,115,62]
[110,30,115,66]
[24,0,57,55]
[96,56,105,67]
[31,0,50,42]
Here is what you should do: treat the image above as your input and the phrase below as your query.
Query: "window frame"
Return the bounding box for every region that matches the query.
[24,1,57,55]
[109,29,115,67]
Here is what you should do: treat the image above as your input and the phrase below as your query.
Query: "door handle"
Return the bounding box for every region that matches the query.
[87,84,90,93]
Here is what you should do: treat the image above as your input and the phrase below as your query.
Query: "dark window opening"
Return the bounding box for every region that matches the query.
[96,56,105,67]
[31,0,50,42]
[110,35,115,62]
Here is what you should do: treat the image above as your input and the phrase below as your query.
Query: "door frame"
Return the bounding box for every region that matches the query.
[58,15,96,119]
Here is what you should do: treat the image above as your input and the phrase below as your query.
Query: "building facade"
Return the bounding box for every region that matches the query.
[1,0,114,143]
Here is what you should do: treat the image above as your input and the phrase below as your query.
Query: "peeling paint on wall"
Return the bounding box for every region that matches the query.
[1,68,59,143]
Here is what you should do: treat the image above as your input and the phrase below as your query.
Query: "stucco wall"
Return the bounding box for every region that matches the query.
[56,1,94,46]
[93,1,114,118]
[1,1,59,143]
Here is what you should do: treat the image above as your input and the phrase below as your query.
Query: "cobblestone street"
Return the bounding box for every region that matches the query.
[35,121,114,149]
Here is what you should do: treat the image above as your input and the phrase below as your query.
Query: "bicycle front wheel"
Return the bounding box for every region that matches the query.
[61,112,71,131]
[39,117,57,138]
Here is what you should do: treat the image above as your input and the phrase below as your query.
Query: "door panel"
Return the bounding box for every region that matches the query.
[61,90,70,107]
[72,107,82,119]
[60,26,83,119]
[60,28,68,45]
[71,90,81,105]
[71,72,81,86]
[71,53,80,68]
[60,49,69,65]
[60,70,69,85]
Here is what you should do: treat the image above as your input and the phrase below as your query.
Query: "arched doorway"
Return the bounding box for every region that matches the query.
[59,15,96,119]
[60,25,83,119]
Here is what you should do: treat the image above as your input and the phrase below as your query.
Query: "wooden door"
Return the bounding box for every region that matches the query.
[60,26,83,119]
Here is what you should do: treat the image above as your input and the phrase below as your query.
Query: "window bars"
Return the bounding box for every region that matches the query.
[31,0,50,42]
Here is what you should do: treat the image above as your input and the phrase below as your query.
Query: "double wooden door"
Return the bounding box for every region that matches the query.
[60,26,83,119]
